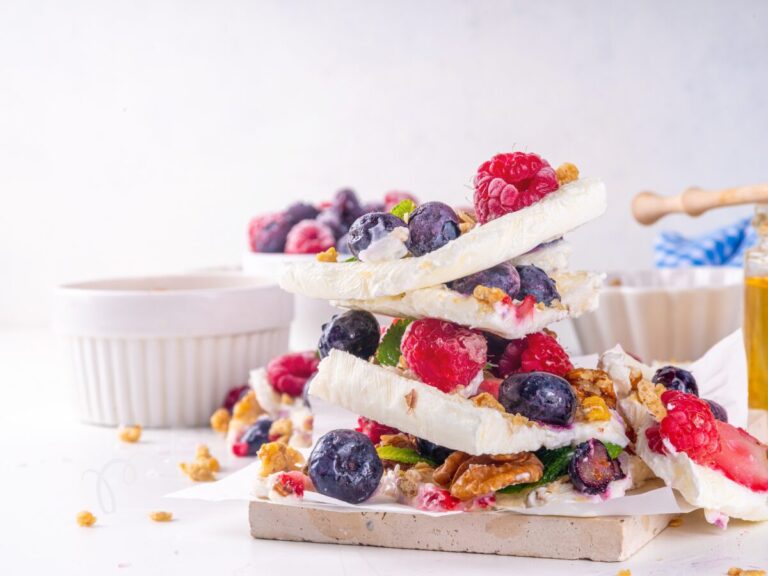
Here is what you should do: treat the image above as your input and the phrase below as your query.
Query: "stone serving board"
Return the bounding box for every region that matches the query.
[249,501,672,562]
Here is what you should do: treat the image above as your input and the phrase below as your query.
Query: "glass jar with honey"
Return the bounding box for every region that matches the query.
[745,204,768,412]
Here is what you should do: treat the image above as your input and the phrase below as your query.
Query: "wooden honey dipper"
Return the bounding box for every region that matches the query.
[632,183,768,225]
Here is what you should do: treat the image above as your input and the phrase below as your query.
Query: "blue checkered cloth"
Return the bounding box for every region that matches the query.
[654,216,757,268]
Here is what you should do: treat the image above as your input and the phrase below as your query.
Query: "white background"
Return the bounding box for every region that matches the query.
[2,0,767,328]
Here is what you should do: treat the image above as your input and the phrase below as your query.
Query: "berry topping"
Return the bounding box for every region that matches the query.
[285,220,335,254]
[248,213,293,253]
[318,310,380,360]
[316,207,348,240]
[415,438,452,466]
[361,201,386,214]
[266,351,320,397]
[447,263,521,299]
[406,202,461,257]
[417,485,461,512]
[347,212,409,261]
[708,421,768,492]
[275,471,307,497]
[497,332,573,378]
[477,376,502,399]
[400,318,487,393]
[473,152,559,223]
[384,190,418,212]
[498,372,576,426]
[705,399,729,423]
[646,425,665,454]
[331,188,364,227]
[232,417,273,457]
[659,391,719,463]
[515,265,560,305]
[355,416,399,444]
[285,202,320,225]
[652,366,699,397]
[568,439,626,495]
[222,384,250,413]
[308,429,383,504]
[335,232,352,257]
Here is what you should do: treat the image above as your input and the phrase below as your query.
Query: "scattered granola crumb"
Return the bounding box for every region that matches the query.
[616,570,631,576]
[555,162,579,186]
[473,285,510,308]
[179,461,216,482]
[194,444,220,473]
[232,391,261,421]
[210,408,230,434]
[149,511,173,522]
[637,379,667,421]
[728,568,766,576]
[118,425,142,443]
[257,441,305,477]
[582,395,611,422]
[268,418,293,443]
[668,516,684,527]
[404,388,418,414]
[76,510,97,527]
[316,246,338,262]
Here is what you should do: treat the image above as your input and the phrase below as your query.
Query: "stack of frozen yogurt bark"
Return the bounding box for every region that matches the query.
[249,150,768,525]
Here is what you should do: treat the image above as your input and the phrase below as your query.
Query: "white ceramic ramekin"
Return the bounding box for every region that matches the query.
[242,252,340,351]
[572,267,743,362]
[53,273,293,428]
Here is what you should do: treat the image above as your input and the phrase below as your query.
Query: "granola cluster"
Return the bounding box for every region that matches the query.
[179,444,220,482]
[257,441,305,477]
[118,424,142,443]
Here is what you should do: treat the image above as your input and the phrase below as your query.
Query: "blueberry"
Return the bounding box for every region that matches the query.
[238,417,273,456]
[332,189,364,227]
[308,429,383,504]
[705,399,728,422]
[406,202,460,256]
[361,201,386,214]
[335,233,352,257]
[515,265,560,305]
[250,215,293,253]
[652,366,699,396]
[318,310,380,360]
[416,438,452,466]
[447,263,521,298]
[317,208,348,240]
[347,212,408,258]
[498,372,576,426]
[568,439,625,495]
[285,202,320,226]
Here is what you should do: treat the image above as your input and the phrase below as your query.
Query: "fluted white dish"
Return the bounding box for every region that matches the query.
[53,273,293,427]
[572,268,743,362]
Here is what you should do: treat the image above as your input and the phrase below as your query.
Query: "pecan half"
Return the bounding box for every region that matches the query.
[433,451,470,488]
[449,453,544,501]
[565,368,617,409]
[379,433,417,450]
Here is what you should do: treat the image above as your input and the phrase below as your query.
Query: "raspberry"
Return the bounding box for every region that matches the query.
[401,319,487,393]
[222,384,250,413]
[248,213,292,252]
[497,332,573,378]
[473,152,559,223]
[285,220,335,254]
[276,471,306,497]
[355,417,399,444]
[266,351,320,397]
[659,391,720,463]
[645,425,665,454]
[417,486,461,512]
[384,190,418,211]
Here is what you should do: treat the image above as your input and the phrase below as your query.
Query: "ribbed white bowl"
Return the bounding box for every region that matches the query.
[572,268,743,362]
[53,274,293,427]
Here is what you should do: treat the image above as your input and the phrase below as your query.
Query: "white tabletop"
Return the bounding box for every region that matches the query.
[2,329,767,576]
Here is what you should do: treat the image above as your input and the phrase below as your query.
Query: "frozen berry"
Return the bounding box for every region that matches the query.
[335,232,352,257]
[659,390,719,463]
[497,332,573,378]
[568,439,625,495]
[652,366,699,397]
[275,471,307,497]
[317,208,348,240]
[401,318,487,393]
[705,399,728,422]
[498,372,576,426]
[222,384,250,413]
[708,421,768,492]
[515,265,560,305]
[266,351,320,397]
[308,429,383,504]
[473,152,559,223]
[232,417,273,457]
[347,212,408,260]
[477,376,502,399]
[384,191,418,211]
[362,201,386,214]
[447,263,521,299]
[417,485,461,511]
[318,310,380,360]
[285,202,320,225]
[646,425,665,454]
[285,220,335,254]
[416,438,452,465]
[355,417,399,444]
[332,189,364,227]
[406,202,460,257]
[248,213,292,253]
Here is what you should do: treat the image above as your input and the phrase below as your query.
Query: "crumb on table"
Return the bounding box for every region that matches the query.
[728,568,766,576]
[209,408,230,434]
[668,516,684,527]
[76,510,97,527]
[118,425,142,443]
[149,511,173,522]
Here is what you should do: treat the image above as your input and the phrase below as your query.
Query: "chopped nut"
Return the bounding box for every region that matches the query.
[582,395,612,422]
[257,441,305,477]
[404,388,418,414]
[149,511,173,522]
[316,246,338,263]
[471,392,506,413]
[668,517,683,527]
[379,433,418,450]
[76,510,97,527]
[396,474,419,498]
[396,354,409,371]
[450,453,544,500]
[456,209,477,234]
[565,368,617,409]
[555,162,579,186]
[209,408,231,434]
[637,379,667,421]
[118,425,142,443]
[472,285,510,307]
[433,451,471,488]
[268,418,293,444]
[180,461,216,482]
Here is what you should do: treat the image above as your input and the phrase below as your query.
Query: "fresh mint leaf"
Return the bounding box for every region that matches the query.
[376,445,436,466]
[342,256,359,263]
[391,199,416,220]
[375,318,413,367]
[604,442,624,460]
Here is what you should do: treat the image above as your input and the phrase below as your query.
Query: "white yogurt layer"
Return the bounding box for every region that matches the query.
[358,225,410,263]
